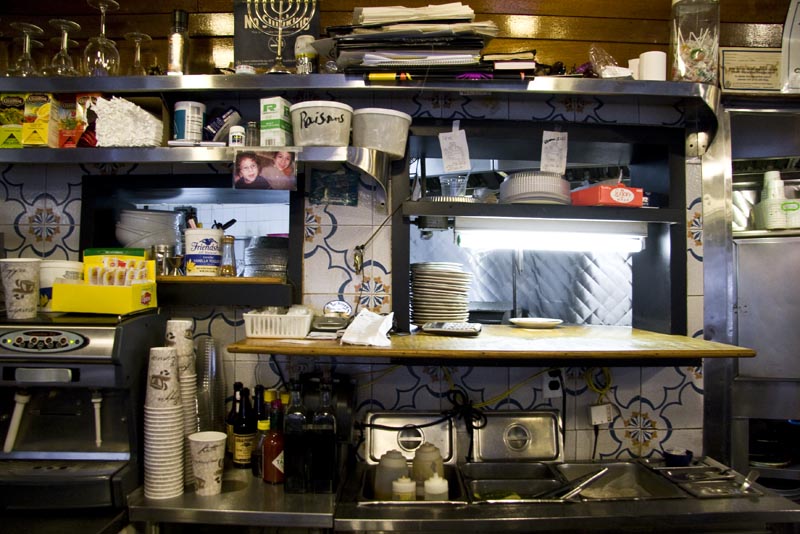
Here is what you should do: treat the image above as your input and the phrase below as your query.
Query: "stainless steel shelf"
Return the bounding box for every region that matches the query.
[404,201,684,224]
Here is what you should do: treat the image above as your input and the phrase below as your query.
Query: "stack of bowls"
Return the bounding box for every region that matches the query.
[116,209,184,250]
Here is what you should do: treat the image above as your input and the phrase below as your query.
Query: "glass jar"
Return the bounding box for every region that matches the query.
[219,235,236,277]
[245,121,260,146]
[669,0,719,84]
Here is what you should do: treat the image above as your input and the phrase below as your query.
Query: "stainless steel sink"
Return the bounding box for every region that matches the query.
[460,462,567,502]
[556,461,688,501]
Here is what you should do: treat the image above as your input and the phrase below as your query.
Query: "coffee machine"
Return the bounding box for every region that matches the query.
[0,310,165,509]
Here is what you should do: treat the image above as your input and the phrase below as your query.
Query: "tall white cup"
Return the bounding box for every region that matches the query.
[188,431,227,496]
[0,258,42,319]
[639,51,667,81]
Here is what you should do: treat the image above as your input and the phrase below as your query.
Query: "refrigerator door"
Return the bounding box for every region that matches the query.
[735,236,800,378]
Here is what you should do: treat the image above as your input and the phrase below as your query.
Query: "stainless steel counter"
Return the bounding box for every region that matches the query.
[127,468,335,529]
[335,463,800,534]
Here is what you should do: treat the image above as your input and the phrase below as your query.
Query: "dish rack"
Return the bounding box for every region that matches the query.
[243,312,313,338]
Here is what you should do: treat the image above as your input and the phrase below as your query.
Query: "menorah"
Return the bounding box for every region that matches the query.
[245,0,317,73]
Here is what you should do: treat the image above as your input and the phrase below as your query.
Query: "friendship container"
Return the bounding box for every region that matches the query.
[184,228,223,276]
[290,101,352,147]
[352,108,412,159]
[173,101,206,141]
[39,260,83,312]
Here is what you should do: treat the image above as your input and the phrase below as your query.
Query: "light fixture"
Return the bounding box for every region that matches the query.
[454,217,648,253]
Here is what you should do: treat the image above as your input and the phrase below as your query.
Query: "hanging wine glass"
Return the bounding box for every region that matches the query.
[83,0,120,76]
[124,32,151,76]
[8,22,44,77]
[48,19,81,76]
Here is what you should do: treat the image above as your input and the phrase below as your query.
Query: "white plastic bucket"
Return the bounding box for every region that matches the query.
[290,101,352,146]
[173,101,206,141]
[184,228,223,276]
[39,260,83,312]
[352,108,412,159]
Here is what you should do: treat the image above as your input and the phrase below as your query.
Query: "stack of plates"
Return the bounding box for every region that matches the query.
[244,236,289,279]
[499,171,571,204]
[410,262,472,324]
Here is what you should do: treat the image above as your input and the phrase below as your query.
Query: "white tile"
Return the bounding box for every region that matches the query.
[640,428,703,460]
[641,366,703,429]
[448,366,509,410]
[687,295,704,338]
[302,225,365,294]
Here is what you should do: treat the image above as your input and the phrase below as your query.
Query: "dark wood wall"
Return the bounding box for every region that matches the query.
[0,0,791,75]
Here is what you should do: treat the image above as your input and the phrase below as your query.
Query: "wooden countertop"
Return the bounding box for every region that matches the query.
[227,325,755,361]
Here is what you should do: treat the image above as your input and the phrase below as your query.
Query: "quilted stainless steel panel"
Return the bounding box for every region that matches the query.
[410,229,632,326]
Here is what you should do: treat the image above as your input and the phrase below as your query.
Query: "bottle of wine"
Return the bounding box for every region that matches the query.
[263,395,285,484]
[233,387,256,468]
[283,382,309,493]
[311,380,337,493]
[226,381,243,457]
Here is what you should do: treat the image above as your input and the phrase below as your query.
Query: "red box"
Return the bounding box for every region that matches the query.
[570,184,644,207]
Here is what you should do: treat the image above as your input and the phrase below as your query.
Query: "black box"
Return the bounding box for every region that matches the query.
[233,0,320,71]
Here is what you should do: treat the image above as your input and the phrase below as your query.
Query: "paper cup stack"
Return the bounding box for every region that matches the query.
[165,319,199,488]
[143,346,184,499]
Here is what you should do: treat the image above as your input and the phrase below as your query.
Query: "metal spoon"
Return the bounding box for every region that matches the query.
[740,469,759,492]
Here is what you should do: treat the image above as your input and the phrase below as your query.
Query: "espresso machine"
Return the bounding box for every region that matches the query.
[0,310,165,510]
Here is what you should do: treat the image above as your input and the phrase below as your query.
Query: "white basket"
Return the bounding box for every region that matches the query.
[243,312,313,338]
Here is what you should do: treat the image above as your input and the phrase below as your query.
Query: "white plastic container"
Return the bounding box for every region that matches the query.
[243,312,313,338]
[184,228,223,276]
[173,101,206,141]
[411,442,444,498]
[290,101,352,146]
[39,260,83,312]
[352,108,412,159]
[373,450,409,500]
[392,476,416,501]
[423,471,449,500]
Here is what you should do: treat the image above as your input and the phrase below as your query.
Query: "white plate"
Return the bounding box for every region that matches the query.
[509,317,563,329]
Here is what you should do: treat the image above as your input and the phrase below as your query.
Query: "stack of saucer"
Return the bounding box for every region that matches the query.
[143,347,184,500]
[410,262,472,324]
[499,171,571,204]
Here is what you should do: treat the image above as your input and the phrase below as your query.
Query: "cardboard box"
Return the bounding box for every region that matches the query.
[50,281,157,315]
[720,47,782,92]
[571,184,644,207]
[76,93,102,147]
[51,253,157,315]
[233,0,319,72]
[48,94,85,148]
[0,93,25,148]
[259,96,293,146]
[22,93,55,146]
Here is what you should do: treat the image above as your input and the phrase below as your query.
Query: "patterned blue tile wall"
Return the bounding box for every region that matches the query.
[0,94,706,462]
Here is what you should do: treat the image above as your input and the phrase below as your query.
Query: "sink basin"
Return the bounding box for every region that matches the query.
[358,464,467,505]
[460,462,567,502]
[556,461,688,501]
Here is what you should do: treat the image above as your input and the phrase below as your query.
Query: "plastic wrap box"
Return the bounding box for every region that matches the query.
[570,184,644,208]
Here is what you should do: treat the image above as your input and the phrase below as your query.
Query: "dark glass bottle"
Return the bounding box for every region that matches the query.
[233,387,256,468]
[226,381,243,457]
[311,381,337,493]
[254,384,266,424]
[252,417,269,478]
[283,382,309,493]
[263,396,285,484]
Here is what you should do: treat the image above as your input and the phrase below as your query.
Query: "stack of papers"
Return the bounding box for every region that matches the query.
[354,2,475,26]
[332,3,497,74]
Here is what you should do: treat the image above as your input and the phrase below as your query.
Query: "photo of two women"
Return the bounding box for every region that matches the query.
[233,150,297,190]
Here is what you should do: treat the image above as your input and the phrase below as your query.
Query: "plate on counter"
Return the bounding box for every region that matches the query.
[509,317,563,329]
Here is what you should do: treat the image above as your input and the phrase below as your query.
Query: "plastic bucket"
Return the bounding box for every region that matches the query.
[290,101,352,146]
[352,108,412,159]
[184,228,223,276]
[173,101,206,141]
[39,260,83,312]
